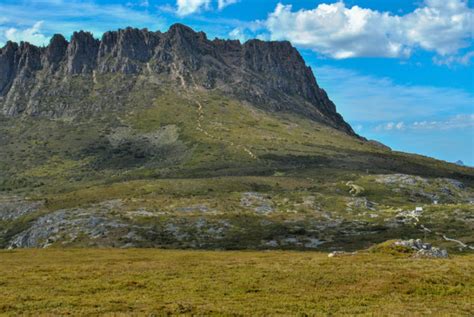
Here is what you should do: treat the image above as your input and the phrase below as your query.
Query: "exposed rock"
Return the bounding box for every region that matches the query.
[346,197,376,210]
[394,239,448,258]
[443,178,464,189]
[375,174,469,203]
[7,205,130,248]
[263,240,279,248]
[304,238,325,248]
[0,196,44,221]
[345,181,365,196]
[396,209,422,224]
[328,251,357,257]
[67,31,100,74]
[240,192,274,213]
[44,34,68,68]
[0,41,19,96]
[0,24,355,135]
[375,174,427,186]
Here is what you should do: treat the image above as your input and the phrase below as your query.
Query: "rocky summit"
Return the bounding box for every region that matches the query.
[0,24,353,134]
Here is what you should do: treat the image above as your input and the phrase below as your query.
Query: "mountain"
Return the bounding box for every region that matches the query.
[456,160,465,166]
[0,24,353,134]
[0,25,473,251]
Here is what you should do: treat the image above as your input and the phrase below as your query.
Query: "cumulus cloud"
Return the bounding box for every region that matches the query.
[176,0,238,16]
[3,21,49,46]
[176,0,211,16]
[264,0,474,59]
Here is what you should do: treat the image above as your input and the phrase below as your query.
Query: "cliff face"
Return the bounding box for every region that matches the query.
[0,24,354,135]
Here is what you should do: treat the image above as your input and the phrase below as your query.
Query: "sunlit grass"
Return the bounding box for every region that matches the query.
[0,249,472,315]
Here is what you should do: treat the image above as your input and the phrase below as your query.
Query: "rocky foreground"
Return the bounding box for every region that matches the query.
[1,174,472,251]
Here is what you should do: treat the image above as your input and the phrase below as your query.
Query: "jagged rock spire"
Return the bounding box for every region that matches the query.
[0,24,354,135]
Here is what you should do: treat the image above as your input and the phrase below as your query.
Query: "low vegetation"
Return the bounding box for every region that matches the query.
[0,80,473,250]
[0,249,472,315]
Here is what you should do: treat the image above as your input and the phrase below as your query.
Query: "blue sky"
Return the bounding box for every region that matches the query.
[1,0,473,165]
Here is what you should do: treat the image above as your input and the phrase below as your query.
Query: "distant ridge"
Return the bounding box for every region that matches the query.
[456,160,465,166]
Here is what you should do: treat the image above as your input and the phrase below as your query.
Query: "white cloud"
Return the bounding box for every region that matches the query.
[376,121,406,131]
[433,51,474,66]
[218,0,238,10]
[264,0,473,59]
[411,114,474,130]
[314,65,474,123]
[229,27,246,42]
[0,1,165,42]
[396,122,405,130]
[4,21,49,46]
[376,115,474,132]
[176,0,211,16]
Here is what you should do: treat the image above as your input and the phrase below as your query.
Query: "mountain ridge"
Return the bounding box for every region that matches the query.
[0,23,354,135]
[0,24,473,251]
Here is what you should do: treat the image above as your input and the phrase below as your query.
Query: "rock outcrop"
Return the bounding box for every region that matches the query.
[0,24,354,135]
[394,239,449,258]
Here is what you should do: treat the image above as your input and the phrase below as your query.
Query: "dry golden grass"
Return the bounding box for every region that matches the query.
[0,249,473,315]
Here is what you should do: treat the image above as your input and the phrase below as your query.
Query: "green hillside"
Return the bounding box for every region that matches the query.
[1,76,473,251]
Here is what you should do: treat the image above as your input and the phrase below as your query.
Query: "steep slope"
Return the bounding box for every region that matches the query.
[0,24,353,134]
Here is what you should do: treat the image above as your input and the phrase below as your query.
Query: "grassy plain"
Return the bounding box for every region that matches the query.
[0,249,473,315]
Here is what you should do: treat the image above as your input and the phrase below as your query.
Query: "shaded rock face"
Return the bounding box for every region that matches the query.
[0,24,354,135]
[67,31,100,74]
[44,34,68,67]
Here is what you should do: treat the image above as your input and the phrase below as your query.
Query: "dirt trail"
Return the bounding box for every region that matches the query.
[171,63,187,88]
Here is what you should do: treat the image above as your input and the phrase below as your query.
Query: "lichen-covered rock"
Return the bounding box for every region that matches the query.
[240,192,274,214]
[374,174,469,203]
[0,196,44,221]
[7,203,131,249]
[394,239,448,258]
